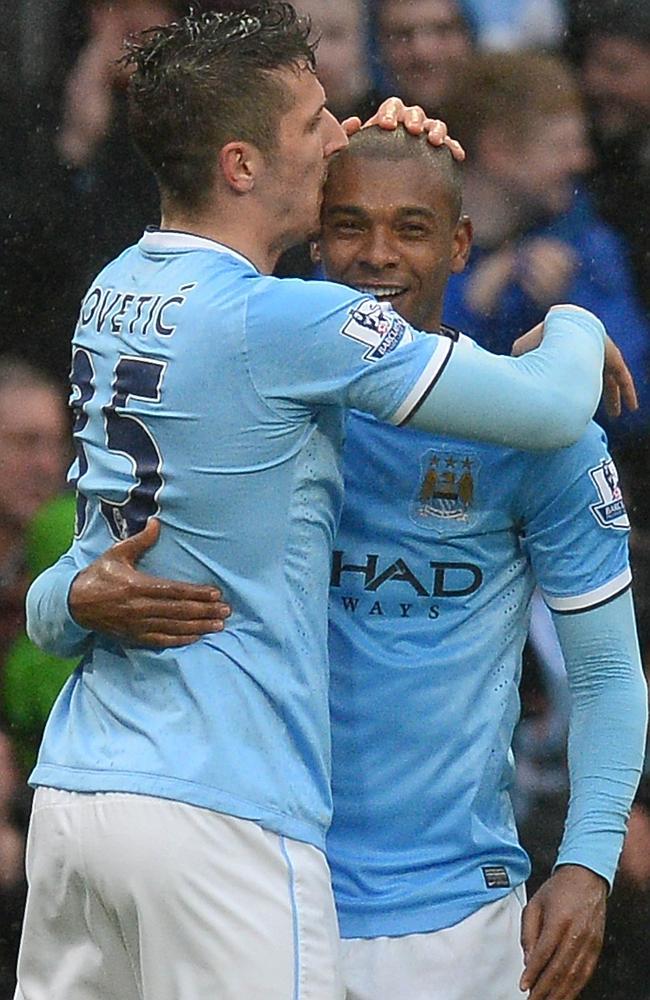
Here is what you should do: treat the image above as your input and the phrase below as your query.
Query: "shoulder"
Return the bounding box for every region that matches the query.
[247,274,362,323]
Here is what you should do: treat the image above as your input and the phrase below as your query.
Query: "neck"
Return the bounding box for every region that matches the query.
[160,202,285,274]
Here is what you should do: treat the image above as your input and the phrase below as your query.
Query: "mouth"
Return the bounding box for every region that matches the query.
[354,284,409,302]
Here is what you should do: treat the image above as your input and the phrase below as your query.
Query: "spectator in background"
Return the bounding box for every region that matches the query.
[56,0,181,287]
[0,360,66,1000]
[569,0,650,316]
[297,0,377,122]
[0,0,181,383]
[0,359,67,668]
[375,0,473,111]
[441,51,650,444]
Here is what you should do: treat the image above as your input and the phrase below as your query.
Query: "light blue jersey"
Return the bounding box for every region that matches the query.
[28,232,608,852]
[30,230,460,849]
[327,411,632,936]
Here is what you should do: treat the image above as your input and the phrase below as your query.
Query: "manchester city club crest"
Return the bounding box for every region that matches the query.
[410,449,479,528]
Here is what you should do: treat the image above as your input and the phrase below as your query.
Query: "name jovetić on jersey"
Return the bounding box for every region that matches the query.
[31,231,455,850]
[327,409,631,937]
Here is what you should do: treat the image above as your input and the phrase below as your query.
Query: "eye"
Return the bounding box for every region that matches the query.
[398,223,429,238]
[332,220,364,235]
[307,113,324,133]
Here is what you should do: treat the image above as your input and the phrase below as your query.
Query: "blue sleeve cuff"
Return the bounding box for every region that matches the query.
[551,588,648,888]
[26,553,92,658]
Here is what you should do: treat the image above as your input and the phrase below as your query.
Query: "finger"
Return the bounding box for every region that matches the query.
[528,934,588,1000]
[443,135,466,161]
[421,118,448,142]
[611,359,639,412]
[520,899,543,962]
[341,115,361,136]
[604,372,622,419]
[520,901,544,988]
[374,96,401,128]
[123,576,224,603]
[521,924,559,993]
[127,597,230,621]
[554,948,600,1000]
[123,617,225,637]
[112,517,160,564]
[402,105,427,132]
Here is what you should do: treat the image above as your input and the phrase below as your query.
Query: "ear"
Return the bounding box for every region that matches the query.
[218,141,261,194]
[310,240,322,264]
[450,215,473,274]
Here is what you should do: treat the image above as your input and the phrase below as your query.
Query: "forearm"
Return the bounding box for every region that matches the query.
[409,305,604,449]
[552,589,648,887]
[26,552,92,658]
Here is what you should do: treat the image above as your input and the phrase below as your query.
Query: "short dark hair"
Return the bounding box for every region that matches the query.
[329,128,463,222]
[124,2,317,209]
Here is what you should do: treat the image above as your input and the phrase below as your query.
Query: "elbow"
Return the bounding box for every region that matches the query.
[538,386,598,450]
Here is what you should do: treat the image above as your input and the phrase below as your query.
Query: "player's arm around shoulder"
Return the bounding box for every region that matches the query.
[517,425,647,1000]
[244,284,610,455]
[407,305,607,450]
[243,275,450,422]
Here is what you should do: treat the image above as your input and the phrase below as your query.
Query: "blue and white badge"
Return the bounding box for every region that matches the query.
[340,299,412,363]
[589,459,629,530]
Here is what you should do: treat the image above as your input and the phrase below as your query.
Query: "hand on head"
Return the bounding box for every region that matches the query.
[342,96,465,161]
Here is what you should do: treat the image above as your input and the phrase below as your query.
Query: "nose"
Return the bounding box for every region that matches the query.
[322,108,349,159]
[358,228,400,270]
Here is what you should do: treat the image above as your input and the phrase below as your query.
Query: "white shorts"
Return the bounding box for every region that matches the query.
[15,787,344,1000]
[341,887,528,1000]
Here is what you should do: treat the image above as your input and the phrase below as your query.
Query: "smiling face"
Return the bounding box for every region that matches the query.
[315,149,471,331]
[378,0,472,106]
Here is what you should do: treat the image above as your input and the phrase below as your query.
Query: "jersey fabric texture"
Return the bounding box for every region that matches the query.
[327,411,631,937]
[29,230,453,851]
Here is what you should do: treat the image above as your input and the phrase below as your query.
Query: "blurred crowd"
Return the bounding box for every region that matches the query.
[0,0,648,995]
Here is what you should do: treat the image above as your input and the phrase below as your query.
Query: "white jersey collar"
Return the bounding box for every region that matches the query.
[139,228,258,272]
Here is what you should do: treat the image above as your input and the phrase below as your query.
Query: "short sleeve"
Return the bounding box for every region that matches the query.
[244,276,453,424]
[519,423,631,613]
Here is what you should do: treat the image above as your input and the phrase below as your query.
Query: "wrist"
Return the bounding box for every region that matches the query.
[553,863,608,893]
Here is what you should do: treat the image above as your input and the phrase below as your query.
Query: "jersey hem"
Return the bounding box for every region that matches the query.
[336,882,525,939]
[29,765,327,851]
